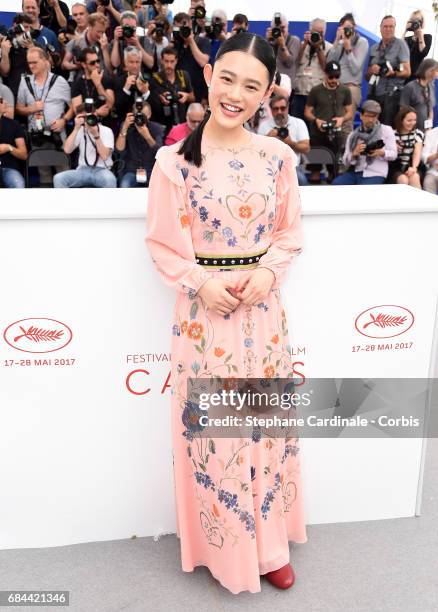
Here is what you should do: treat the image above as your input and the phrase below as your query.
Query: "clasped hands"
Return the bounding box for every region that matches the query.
[197,268,275,316]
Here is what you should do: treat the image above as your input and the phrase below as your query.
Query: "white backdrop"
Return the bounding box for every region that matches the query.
[0,184,437,549]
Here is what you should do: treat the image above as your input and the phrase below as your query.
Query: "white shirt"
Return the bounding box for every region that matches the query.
[422,127,438,177]
[74,125,114,169]
[258,115,309,165]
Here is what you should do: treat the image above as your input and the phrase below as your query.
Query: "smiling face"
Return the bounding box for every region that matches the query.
[402,111,417,132]
[203,50,272,129]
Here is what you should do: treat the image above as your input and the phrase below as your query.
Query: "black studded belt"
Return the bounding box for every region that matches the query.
[195,248,268,269]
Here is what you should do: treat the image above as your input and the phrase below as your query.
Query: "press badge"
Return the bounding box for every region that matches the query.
[136,168,147,184]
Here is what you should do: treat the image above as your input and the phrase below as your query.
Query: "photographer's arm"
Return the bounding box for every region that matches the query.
[0,39,11,77]
[52,0,67,29]
[92,128,112,160]
[188,36,209,68]
[345,37,368,76]
[110,38,121,69]
[15,101,39,116]
[63,125,81,154]
[395,60,410,80]
[316,46,326,70]
[0,136,27,161]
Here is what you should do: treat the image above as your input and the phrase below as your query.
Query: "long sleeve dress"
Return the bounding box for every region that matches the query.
[145,131,307,594]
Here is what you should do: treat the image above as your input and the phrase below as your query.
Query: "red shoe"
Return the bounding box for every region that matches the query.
[263,563,295,589]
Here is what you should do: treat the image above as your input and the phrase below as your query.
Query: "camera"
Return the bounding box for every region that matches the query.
[408,20,421,32]
[234,27,245,34]
[310,31,321,44]
[99,0,110,6]
[84,97,98,126]
[276,126,289,139]
[154,21,165,38]
[205,17,224,40]
[321,120,341,141]
[270,13,282,40]
[363,139,384,155]
[194,5,206,19]
[122,25,136,39]
[6,24,39,49]
[379,61,398,77]
[343,26,354,38]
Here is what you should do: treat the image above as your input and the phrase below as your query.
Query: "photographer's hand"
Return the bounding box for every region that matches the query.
[114,26,123,40]
[352,142,366,157]
[124,74,137,91]
[136,77,149,94]
[51,117,66,132]
[178,91,190,104]
[159,92,170,105]
[315,118,325,132]
[33,100,45,113]
[122,113,135,132]
[266,128,278,137]
[333,116,344,129]
[368,148,385,158]
[369,64,381,75]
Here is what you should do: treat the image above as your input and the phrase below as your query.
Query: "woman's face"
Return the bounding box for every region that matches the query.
[204,50,272,129]
[402,112,417,132]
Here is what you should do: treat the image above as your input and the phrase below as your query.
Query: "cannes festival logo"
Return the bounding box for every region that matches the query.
[355,305,414,339]
[3,318,73,353]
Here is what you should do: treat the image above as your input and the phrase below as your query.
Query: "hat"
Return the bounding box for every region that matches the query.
[360,99,382,115]
[325,61,341,76]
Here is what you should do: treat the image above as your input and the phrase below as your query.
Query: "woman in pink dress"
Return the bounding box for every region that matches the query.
[145,32,307,594]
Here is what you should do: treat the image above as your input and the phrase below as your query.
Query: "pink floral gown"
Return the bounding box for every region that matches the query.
[145,132,307,594]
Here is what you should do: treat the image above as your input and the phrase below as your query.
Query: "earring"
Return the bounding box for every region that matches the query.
[259,100,264,109]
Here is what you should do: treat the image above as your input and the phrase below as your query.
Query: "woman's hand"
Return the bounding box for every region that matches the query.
[234,268,275,306]
[197,278,241,316]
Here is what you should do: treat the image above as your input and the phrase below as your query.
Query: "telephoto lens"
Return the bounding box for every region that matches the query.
[310,31,321,44]
[122,25,135,38]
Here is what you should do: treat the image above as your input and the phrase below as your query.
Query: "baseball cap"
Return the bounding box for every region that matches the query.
[360,99,382,115]
[325,61,341,76]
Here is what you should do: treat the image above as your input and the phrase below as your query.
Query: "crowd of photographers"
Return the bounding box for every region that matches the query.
[0,1,438,193]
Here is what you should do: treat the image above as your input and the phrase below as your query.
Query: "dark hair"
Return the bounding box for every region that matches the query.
[380,14,395,24]
[416,58,438,79]
[269,93,288,108]
[339,12,355,26]
[160,45,178,59]
[177,32,276,167]
[394,105,417,132]
[13,12,33,25]
[78,46,98,63]
[173,12,190,23]
[233,13,249,26]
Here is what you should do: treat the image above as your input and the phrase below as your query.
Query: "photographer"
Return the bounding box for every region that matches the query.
[62,13,112,77]
[70,3,89,38]
[327,13,369,137]
[22,0,61,52]
[86,0,122,35]
[258,94,310,186]
[0,83,15,118]
[229,14,249,37]
[304,61,353,183]
[0,98,27,188]
[115,99,163,187]
[110,11,154,72]
[164,101,205,144]
[149,45,194,131]
[135,0,173,30]
[70,47,114,121]
[293,18,332,121]
[400,58,438,133]
[39,0,70,35]
[113,46,150,119]
[142,16,171,73]
[366,15,411,127]
[332,99,397,185]
[16,46,71,144]
[187,1,206,37]
[53,102,116,187]
[0,14,41,98]
[266,12,300,112]
[403,10,432,83]
[171,12,211,103]
[206,9,227,65]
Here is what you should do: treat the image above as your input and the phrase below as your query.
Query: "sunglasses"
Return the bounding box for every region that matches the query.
[87,59,100,66]
[272,106,287,111]
[327,74,340,80]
